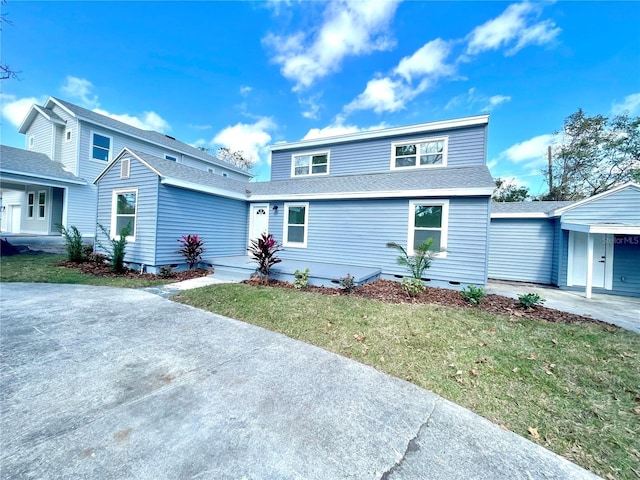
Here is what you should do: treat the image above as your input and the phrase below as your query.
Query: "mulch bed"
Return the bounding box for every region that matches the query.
[244,277,614,329]
[56,260,212,281]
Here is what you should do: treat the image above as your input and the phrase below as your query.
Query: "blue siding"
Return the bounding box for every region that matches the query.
[155,185,248,265]
[95,157,159,266]
[558,230,569,287]
[271,125,487,180]
[265,196,490,285]
[611,236,640,297]
[488,218,555,284]
[562,187,640,224]
[550,219,562,285]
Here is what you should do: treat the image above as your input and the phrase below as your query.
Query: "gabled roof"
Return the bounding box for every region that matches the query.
[0,145,86,185]
[491,201,574,218]
[96,149,495,201]
[553,182,640,215]
[271,115,489,151]
[17,96,252,178]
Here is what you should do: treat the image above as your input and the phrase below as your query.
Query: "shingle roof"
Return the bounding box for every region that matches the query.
[0,145,86,184]
[49,97,251,178]
[491,201,574,215]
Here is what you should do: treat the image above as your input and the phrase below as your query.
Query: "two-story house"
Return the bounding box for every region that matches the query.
[94,115,496,289]
[0,97,252,236]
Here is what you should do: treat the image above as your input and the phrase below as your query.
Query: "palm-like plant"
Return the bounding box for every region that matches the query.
[248,232,283,283]
[386,238,438,279]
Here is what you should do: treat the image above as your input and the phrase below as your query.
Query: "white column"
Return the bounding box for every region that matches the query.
[585,233,594,299]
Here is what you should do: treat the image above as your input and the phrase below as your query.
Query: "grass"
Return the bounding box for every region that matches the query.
[0,253,170,288]
[174,283,640,480]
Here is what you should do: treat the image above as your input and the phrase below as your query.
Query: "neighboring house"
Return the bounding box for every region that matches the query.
[490,182,640,298]
[0,97,252,236]
[95,116,496,289]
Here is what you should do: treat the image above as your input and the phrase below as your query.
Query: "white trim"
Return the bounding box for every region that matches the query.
[283,202,309,248]
[37,190,46,220]
[121,158,130,179]
[110,188,138,242]
[249,187,494,202]
[585,233,594,299]
[390,136,448,170]
[271,115,489,151]
[160,178,247,201]
[567,231,575,287]
[90,130,112,162]
[604,234,614,291]
[554,182,640,215]
[28,135,35,149]
[27,191,35,218]
[290,150,330,177]
[0,168,87,186]
[561,221,640,235]
[491,212,549,219]
[407,199,449,258]
[248,203,270,247]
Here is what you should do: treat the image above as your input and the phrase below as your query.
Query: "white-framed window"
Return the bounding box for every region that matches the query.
[165,154,177,162]
[111,189,137,241]
[121,158,130,179]
[391,137,448,170]
[407,200,449,257]
[91,132,112,161]
[27,192,35,218]
[65,130,72,142]
[283,202,309,248]
[37,190,46,219]
[291,151,329,177]
[28,136,35,149]
[207,167,215,174]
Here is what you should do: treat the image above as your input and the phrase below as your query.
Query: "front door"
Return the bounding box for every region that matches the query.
[248,204,269,246]
[568,232,612,289]
[7,205,21,233]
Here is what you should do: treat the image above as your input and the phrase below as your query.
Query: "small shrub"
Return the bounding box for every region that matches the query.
[248,232,283,282]
[294,268,310,289]
[386,238,440,279]
[87,252,107,266]
[402,277,425,298]
[83,244,94,259]
[178,234,205,269]
[518,293,546,309]
[460,285,486,306]
[339,274,355,293]
[58,225,85,263]
[159,266,176,279]
[95,223,131,273]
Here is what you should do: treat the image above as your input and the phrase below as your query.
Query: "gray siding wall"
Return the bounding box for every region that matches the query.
[550,219,563,285]
[51,105,81,175]
[155,186,248,265]
[65,184,98,237]
[611,237,640,297]
[562,187,640,224]
[265,196,490,285]
[95,158,160,265]
[558,230,570,287]
[271,125,487,180]
[26,114,53,158]
[488,218,555,284]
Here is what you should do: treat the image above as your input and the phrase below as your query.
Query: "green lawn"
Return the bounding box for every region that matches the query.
[0,253,170,288]
[174,283,640,480]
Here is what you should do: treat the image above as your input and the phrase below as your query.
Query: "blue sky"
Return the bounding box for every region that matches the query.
[1,1,639,192]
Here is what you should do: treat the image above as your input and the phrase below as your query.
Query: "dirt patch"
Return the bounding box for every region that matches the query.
[0,239,41,256]
[244,277,613,328]
[56,260,212,282]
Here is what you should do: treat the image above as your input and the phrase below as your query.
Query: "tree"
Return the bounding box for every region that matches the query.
[216,147,253,171]
[542,109,640,200]
[492,178,530,202]
[1,0,19,81]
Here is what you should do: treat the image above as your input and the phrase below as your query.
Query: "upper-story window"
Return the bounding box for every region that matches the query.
[65,130,72,142]
[391,137,447,170]
[165,154,177,162]
[292,151,329,177]
[92,133,111,161]
[28,136,35,149]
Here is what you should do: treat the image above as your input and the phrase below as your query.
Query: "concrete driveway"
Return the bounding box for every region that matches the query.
[0,283,599,479]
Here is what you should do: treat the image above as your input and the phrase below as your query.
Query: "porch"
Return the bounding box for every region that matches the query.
[210,255,381,287]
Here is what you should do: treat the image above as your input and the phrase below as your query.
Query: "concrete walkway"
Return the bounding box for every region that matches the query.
[486,280,640,334]
[0,283,599,479]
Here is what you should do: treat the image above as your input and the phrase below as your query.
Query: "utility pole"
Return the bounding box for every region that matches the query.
[547,146,554,200]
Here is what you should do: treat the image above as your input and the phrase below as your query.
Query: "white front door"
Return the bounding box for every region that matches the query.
[568,232,612,289]
[8,205,21,233]
[248,203,269,246]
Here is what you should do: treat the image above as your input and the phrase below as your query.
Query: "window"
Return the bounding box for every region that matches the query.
[222,172,228,177]
[392,137,447,169]
[65,130,72,142]
[207,167,215,174]
[284,202,309,247]
[292,151,329,177]
[28,136,35,149]
[121,158,130,179]
[165,154,177,162]
[92,133,111,161]
[407,200,448,257]
[38,191,46,219]
[27,192,35,218]
[111,190,137,241]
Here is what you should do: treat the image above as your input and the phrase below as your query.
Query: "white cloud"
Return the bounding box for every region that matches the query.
[299,95,322,120]
[93,108,171,133]
[344,76,430,114]
[263,0,399,90]
[0,94,47,127]
[188,124,213,131]
[302,120,389,140]
[483,94,511,111]
[394,39,454,83]
[445,88,511,113]
[212,117,276,165]
[240,85,253,97]
[61,76,99,108]
[611,92,640,116]
[491,134,554,170]
[465,2,560,57]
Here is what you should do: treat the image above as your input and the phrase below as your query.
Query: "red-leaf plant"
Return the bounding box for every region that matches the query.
[178,234,205,269]
[248,232,283,282]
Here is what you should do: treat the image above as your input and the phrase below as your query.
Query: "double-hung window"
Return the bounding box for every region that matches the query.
[92,133,111,161]
[408,200,448,257]
[38,191,46,219]
[292,152,329,177]
[284,202,309,247]
[392,137,447,169]
[111,189,137,241]
[27,192,35,218]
